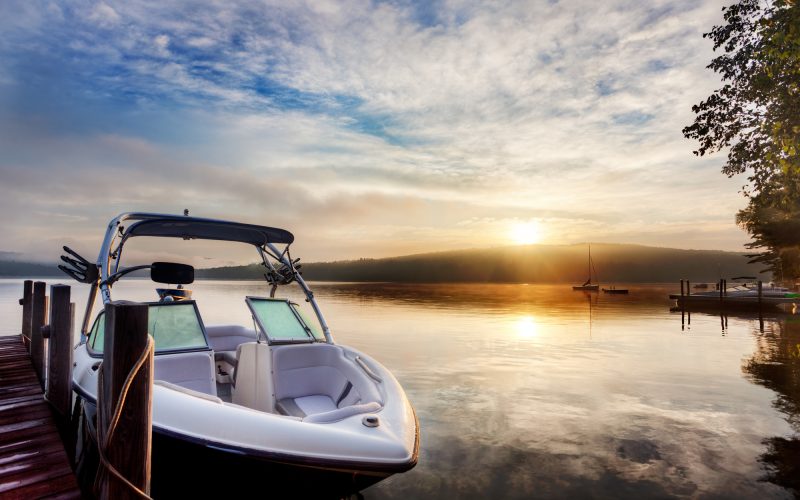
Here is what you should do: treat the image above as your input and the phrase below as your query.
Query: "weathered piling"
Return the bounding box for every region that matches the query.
[30,281,48,386]
[44,284,74,423]
[97,302,153,499]
[680,280,685,299]
[758,280,763,309]
[19,279,33,348]
[686,280,691,296]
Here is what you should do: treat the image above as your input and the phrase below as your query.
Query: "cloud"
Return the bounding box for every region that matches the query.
[0,0,748,263]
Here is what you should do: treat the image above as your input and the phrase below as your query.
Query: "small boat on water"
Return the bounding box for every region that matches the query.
[62,212,419,496]
[602,287,629,294]
[573,244,600,291]
[669,277,799,311]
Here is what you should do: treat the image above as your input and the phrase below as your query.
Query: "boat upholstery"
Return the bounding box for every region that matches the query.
[154,350,216,396]
[272,344,383,422]
[154,380,223,404]
[231,342,275,412]
[206,324,257,366]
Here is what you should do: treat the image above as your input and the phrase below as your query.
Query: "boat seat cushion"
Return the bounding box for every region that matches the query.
[276,395,337,418]
[205,325,257,353]
[154,351,217,396]
[272,344,383,421]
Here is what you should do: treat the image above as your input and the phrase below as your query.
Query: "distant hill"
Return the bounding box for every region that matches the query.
[0,260,61,278]
[0,243,767,283]
[196,243,767,283]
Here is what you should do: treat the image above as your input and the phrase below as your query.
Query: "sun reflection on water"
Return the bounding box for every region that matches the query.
[515,315,539,339]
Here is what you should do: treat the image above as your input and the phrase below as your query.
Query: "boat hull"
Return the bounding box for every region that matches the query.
[76,398,413,498]
[572,285,599,291]
[72,340,419,496]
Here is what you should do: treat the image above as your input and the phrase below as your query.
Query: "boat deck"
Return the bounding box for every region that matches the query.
[0,335,80,498]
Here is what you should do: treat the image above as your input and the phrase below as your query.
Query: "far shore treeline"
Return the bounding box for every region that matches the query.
[0,243,766,283]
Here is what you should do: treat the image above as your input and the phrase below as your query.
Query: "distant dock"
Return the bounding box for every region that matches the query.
[670,279,799,312]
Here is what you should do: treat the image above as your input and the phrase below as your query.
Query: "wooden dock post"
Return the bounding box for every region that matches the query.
[758,280,763,309]
[719,279,724,304]
[686,280,691,296]
[44,284,74,421]
[19,279,33,348]
[97,302,153,500]
[680,279,685,297]
[30,281,48,386]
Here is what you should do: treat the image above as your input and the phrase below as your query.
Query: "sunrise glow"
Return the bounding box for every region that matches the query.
[510,221,543,245]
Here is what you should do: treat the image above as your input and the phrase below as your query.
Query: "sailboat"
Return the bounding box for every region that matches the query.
[572,244,600,291]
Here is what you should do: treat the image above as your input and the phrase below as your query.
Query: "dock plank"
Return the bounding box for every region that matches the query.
[0,335,80,498]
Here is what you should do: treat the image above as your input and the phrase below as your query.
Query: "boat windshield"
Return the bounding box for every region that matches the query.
[246,297,324,344]
[89,301,209,353]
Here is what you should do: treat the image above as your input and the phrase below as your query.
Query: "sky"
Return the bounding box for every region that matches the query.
[0,0,747,266]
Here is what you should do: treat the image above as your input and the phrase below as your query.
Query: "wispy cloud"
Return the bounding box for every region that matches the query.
[0,0,744,263]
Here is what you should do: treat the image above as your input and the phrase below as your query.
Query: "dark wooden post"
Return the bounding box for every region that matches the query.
[680,280,685,298]
[45,285,73,420]
[19,280,33,349]
[97,302,152,499]
[30,281,48,386]
[758,281,763,309]
[719,279,724,303]
[686,280,691,296]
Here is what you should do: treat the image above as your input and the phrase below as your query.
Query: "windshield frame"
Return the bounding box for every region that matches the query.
[86,300,211,358]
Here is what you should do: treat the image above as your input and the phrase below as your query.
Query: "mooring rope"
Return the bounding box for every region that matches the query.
[93,335,154,500]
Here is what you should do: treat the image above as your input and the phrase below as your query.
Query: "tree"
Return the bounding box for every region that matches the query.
[683,0,800,279]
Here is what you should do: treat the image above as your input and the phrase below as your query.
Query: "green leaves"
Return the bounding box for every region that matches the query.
[685,0,800,278]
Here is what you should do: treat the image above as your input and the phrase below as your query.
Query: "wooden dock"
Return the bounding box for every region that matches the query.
[0,334,80,498]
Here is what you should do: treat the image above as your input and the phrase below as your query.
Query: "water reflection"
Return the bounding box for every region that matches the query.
[0,280,798,498]
[742,319,800,495]
[514,316,539,340]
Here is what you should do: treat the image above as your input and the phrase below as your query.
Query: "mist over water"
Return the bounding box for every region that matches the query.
[1,279,797,498]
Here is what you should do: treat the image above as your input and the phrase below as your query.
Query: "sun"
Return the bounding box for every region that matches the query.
[510,221,542,245]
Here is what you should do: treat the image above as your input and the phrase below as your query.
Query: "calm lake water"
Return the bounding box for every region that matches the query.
[1,278,798,498]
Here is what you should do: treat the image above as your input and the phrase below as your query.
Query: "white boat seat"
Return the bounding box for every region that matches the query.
[206,325,257,354]
[276,395,382,422]
[154,351,217,396]
[272,344,383,422]
[277,395,337,417]
[231,342,274,412]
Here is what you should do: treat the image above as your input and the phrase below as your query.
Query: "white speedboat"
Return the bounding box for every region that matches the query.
[63,212,419,497]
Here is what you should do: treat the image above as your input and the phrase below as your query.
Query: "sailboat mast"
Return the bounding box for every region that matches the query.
[589,243,599,284]
[588,243,591,283]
